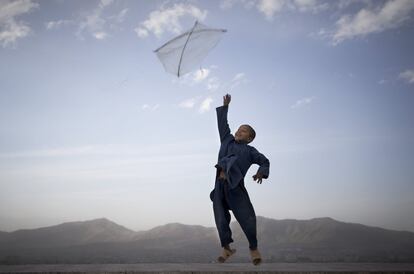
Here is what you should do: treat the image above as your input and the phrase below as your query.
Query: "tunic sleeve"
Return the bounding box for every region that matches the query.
[250,147,270,179]
[216,105,231,142]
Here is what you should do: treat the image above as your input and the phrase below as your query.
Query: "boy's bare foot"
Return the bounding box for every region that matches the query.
[250,248,262,265]
[217,245,236,263]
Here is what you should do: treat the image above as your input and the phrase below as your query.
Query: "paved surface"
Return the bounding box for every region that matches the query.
[0,263,414,273]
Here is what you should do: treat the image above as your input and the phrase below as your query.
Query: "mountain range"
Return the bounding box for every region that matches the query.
[1,216,414,264]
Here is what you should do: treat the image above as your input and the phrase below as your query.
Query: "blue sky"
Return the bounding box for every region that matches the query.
[1,0,414,233]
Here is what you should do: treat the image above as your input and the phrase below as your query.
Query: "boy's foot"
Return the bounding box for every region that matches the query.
[250,248,262,265]
[217,246,236,263]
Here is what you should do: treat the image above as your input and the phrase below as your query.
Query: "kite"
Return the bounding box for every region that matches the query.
[154,21,227,77]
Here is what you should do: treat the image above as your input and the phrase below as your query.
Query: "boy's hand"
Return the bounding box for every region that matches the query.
[223,94,231,106]
[253,173,263,184]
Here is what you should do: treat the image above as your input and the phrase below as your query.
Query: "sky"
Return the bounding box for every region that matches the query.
[0,0,414,233]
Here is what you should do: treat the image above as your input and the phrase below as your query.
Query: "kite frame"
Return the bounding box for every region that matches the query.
[153,21,227,77]
[177,21,198,77]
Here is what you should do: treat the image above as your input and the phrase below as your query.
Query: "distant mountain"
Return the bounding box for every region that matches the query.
[0,218,136,248]
[231,216,414,262]
[1,216,414,264]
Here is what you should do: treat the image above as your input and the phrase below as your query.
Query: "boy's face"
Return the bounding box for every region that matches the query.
[235,125,252,143]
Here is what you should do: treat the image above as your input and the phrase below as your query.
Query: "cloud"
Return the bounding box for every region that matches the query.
[291,96,315,109]
[135,3,207,39]
[220,0,256,10]
[224,72,248,91]
[332,0,414,45]
[193,68,210,82]
[207,76,221,91]
[179,98,197,109]
[77,4,108,39]
[173,68,211,86]
[178,96,214,113]
[72,0,127,40]
[257,0,285,20]
[110,8,128,23]
[45,19,74,30]
[222,0,328,20]
[0,19,30,47]
[220,0,238,10]
[142,104,160,111]
[0,0,38,48]
[399,69,414,84]
[172,69,247,97]
[199,96,213,113]
[205,71,247,92]
[46,2,128,37]
[99,0,114,8]
[136,27,148,38]
[93,31,108,40]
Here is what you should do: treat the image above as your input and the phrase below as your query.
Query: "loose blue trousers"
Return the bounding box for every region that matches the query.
[210,178,257,250]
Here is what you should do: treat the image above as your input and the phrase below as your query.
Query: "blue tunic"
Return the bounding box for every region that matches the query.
[214,105,270,189]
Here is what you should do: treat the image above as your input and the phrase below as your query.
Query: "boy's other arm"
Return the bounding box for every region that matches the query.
[250,147,270,184]
[216,94,231,142]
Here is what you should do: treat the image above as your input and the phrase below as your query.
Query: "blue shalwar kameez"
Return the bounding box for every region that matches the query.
[210,105,270,250]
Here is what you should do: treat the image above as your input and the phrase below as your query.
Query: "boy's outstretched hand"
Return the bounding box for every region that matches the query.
[223,94,231,106]
[253,173,263,184]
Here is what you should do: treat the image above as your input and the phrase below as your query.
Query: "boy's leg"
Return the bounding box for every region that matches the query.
[212,178,234,247]
[227,182,258,250]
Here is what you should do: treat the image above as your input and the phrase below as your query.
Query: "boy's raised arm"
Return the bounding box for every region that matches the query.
[216,94,231,142]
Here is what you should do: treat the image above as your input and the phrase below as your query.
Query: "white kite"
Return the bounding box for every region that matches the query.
[154,21,227,77]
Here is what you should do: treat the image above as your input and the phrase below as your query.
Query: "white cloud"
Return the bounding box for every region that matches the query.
[199,96,213,113]
[0,19,30,47]
[74,0,127,40]
[224,0,327,20]
[173,67,216,88]
[77,8,106,39]
[174,68,211,86]
[135,3,207,39]
[99,0,114,8]
[227,72,248,90]
[310,27,331,39]
[197,71,248,92]
[45,19,74,30]
[46,2,127,38]
[291,96,315,109]
[332,0,414,45]
[0,0,38,21]
[0,0,38,48]
[399,69,414,84]
[220,0,256,10]
[293,0,329,13]
[233,72,245,81]
[257,0,285,20]
[111,8,128,23]
[142,104,160,111]
[220,0,238,10]
[207,76,220,91]
[172,68,246,95]
[136,27,148,38]
[193,68,210,82]
[93,31,108,40]
[179,98,197,109]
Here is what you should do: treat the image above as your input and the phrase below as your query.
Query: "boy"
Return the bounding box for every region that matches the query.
[210,94,270,265]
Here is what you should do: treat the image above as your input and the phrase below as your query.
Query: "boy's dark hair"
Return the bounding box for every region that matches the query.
[243,124,256,142]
